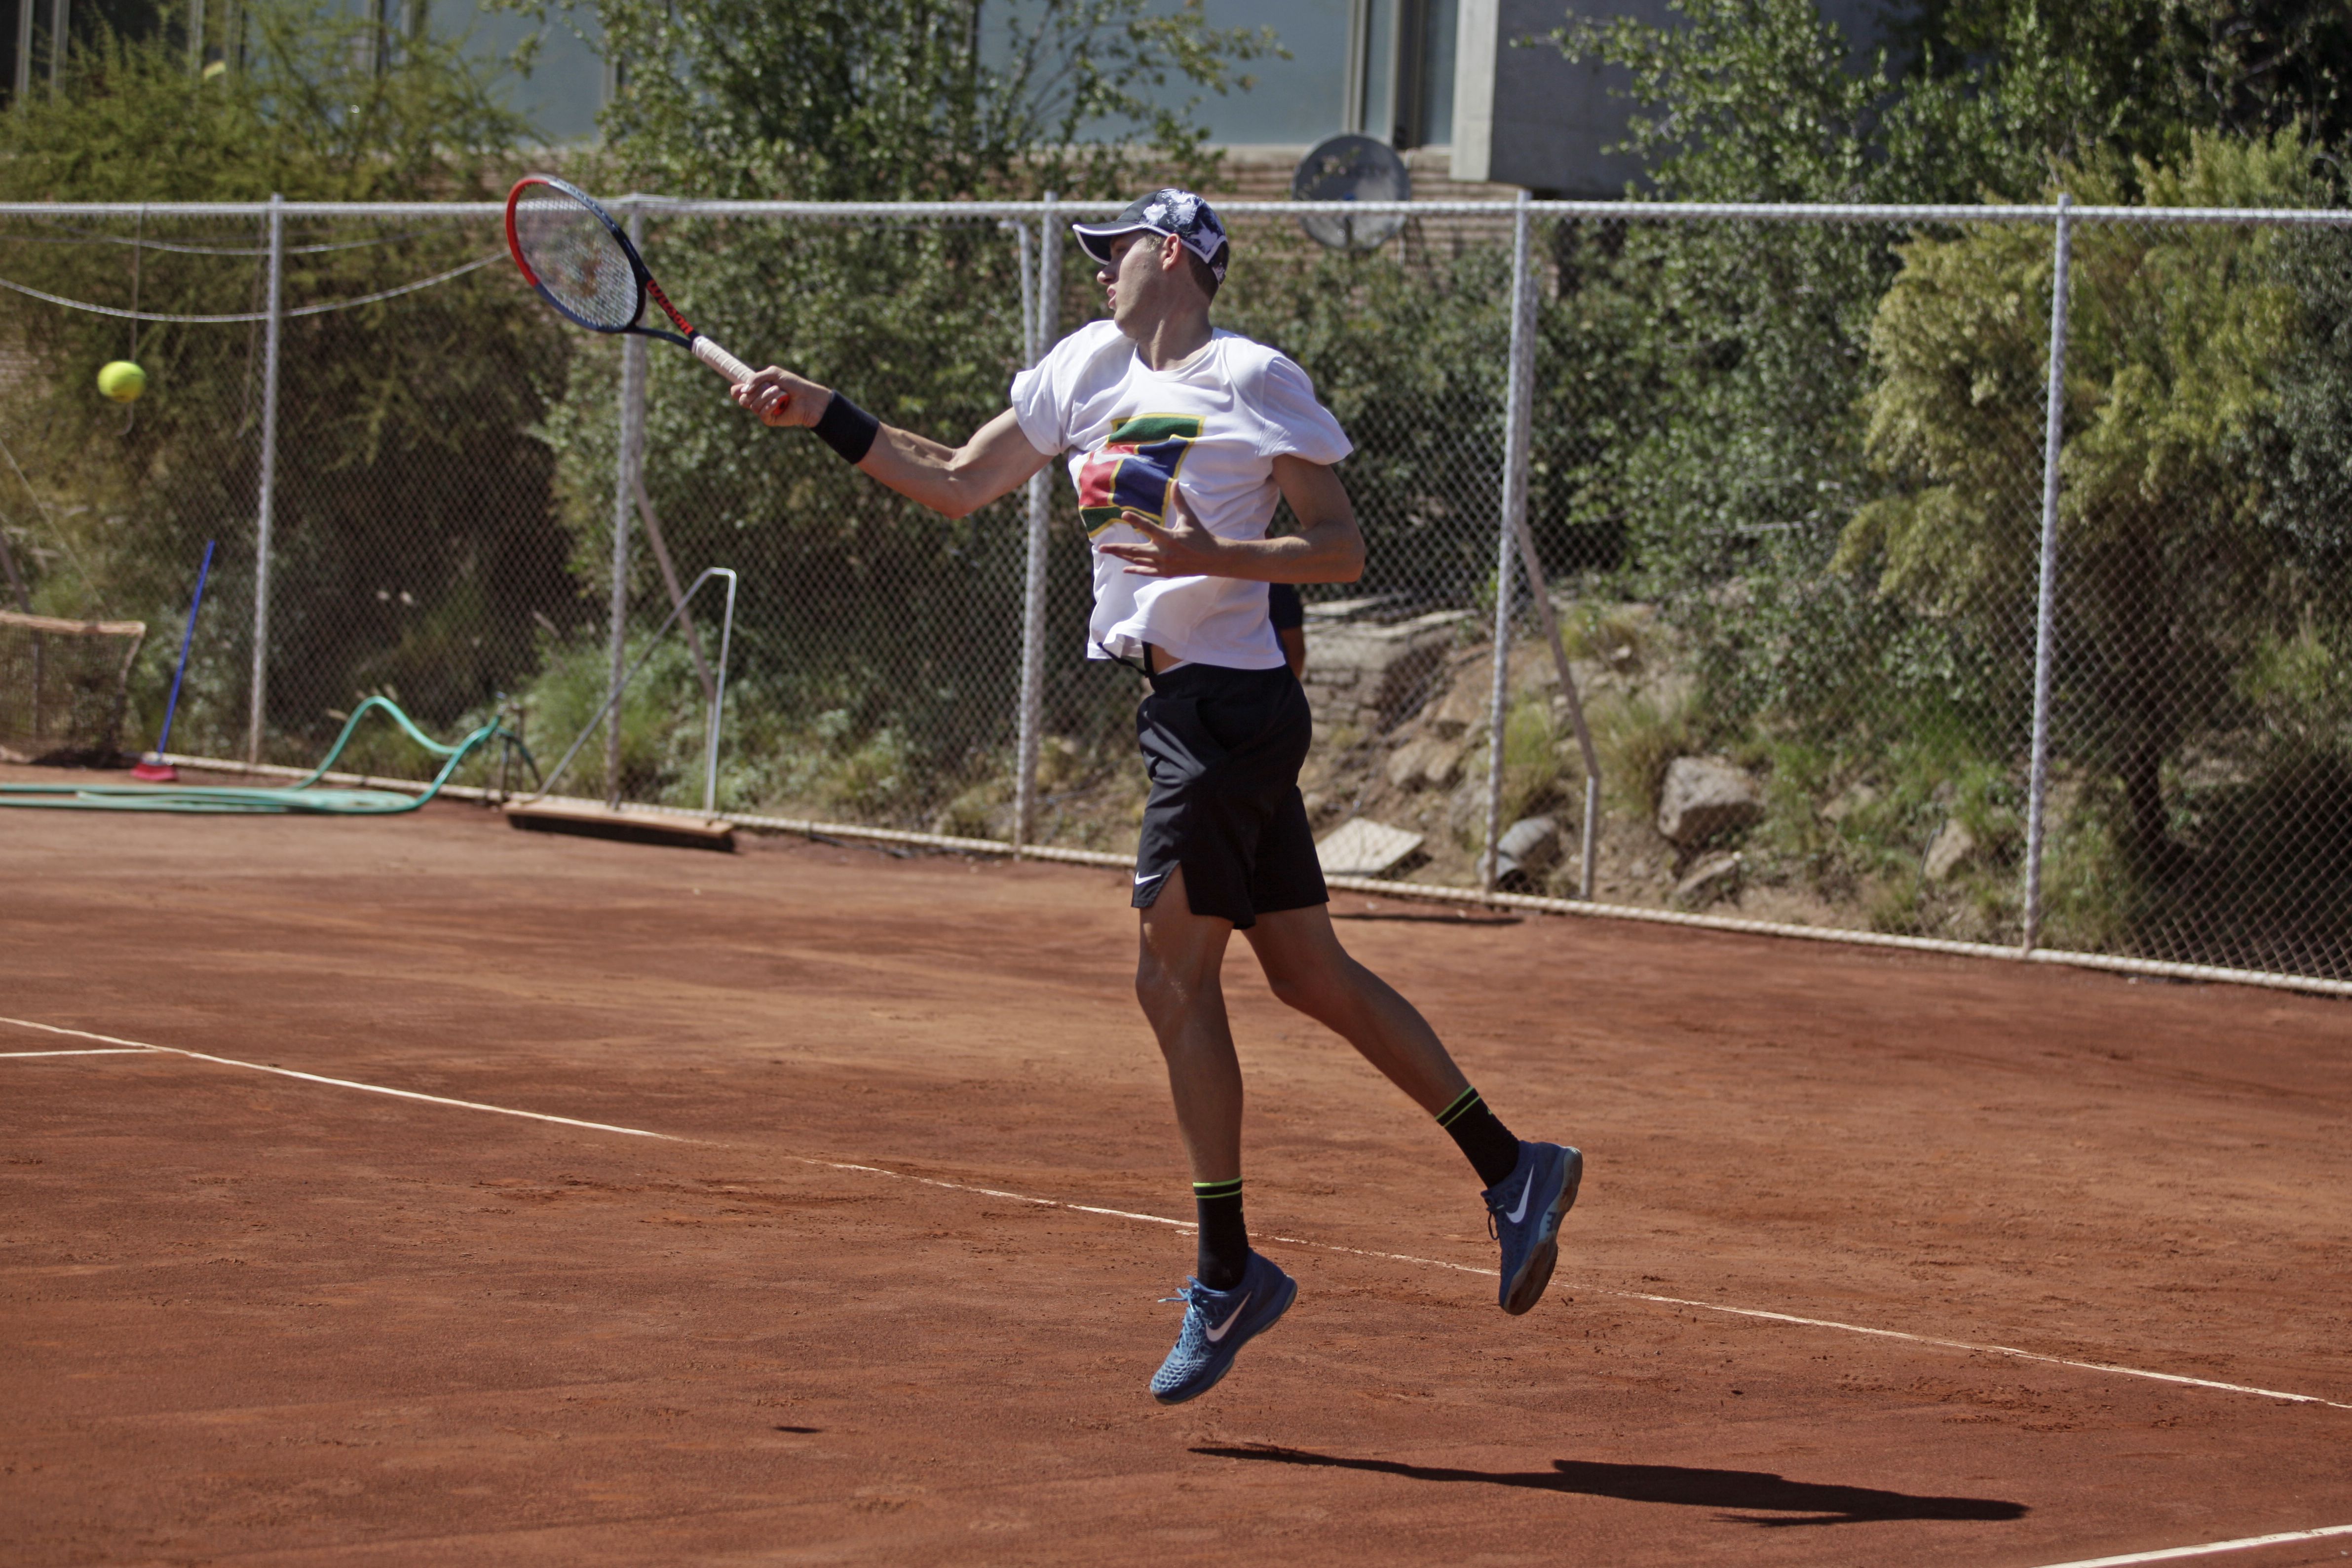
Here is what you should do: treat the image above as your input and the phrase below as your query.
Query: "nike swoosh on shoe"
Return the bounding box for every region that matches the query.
[1203,1292,1252,1342]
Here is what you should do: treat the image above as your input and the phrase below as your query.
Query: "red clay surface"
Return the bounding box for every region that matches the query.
[4,764,2350,1566]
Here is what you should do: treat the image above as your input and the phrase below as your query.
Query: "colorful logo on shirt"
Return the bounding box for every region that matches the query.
[1078,414,1203,537]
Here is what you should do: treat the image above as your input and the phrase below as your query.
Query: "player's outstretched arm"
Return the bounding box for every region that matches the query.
[1100,456,1366,584]
[732,368,1052,520]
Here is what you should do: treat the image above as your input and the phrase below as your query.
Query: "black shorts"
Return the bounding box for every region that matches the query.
[1131,663,1327,930]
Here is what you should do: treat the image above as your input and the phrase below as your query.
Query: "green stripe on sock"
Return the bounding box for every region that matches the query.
[1191,1178,1244,1200]
[1435,1086,1483,1128]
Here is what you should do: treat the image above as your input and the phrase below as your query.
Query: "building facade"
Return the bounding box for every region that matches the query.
[1160,0,1888,194]
[6,0,1888,193]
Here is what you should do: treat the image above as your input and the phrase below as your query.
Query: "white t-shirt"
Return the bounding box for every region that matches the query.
[1010,319,1352,670]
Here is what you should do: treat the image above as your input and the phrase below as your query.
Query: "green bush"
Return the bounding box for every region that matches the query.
[1842,131,2322,866]
[0,3,569,765]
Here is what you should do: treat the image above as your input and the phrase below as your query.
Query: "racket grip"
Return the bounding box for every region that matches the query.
[692,335,757,385]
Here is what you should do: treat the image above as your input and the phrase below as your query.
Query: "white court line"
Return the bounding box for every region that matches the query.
[1592,1290,2352,1411]
[2030,1521,2352,1567]
[0,1048,157,1057]
[6,1013,2347,1413]
[0,1016,685,1143]
[801,1159,1494,1278]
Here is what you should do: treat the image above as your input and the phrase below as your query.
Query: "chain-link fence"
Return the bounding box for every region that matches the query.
[0,198,577,780]
[4,195,2347,993]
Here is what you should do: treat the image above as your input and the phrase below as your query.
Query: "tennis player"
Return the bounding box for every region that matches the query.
[732,190,1581,1404]
[1268,581,1307,679]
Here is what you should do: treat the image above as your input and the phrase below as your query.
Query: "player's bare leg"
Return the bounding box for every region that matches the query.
[1135,866,1296,1403]
[1241,903,1469,1113]
[1133,866,1244,1187]
[1245,898,1584,1315]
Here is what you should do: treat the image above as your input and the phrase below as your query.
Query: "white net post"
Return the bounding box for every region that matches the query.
[246,192,283,764]
[1479,191,1534,892]
[607,203,648,808]
[2022,194,2073,953]
[1013,194,1057,852]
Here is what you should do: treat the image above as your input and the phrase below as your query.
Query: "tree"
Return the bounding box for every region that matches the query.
[0,6,566,760]
[510,0,1275,816]
[1838,131,2323,865]
[562,0,1273,200]
[1544,0,1960,756]
[0,0,531,202]
[1551,0,2352,211]
[1890,1,2352,190]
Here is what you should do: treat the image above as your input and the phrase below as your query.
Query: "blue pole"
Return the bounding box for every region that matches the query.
[151,539,214,759]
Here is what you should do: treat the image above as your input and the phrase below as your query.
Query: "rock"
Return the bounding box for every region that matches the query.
[1298,610,1470,735]
[1302,592,1412,622]
[1821,782,1880,823]
[1656,756,1763,846]
[1424,656,1494,739]
[1315,817,1426,878]
[1493,815,1560,890]
[1671,851,1743,909]
[1444,773,1490,839]
[1923,818,1977,882]
[1421,739,1468,789]
[1385,733,1467,790]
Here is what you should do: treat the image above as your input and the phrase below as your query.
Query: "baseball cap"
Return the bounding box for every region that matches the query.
[1071,189,1231,284]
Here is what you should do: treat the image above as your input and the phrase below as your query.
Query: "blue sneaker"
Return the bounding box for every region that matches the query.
[1484,1141,1582,1315]
[1149,1250,1297,1404]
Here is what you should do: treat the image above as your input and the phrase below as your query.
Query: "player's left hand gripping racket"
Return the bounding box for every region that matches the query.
[505,175,756,385]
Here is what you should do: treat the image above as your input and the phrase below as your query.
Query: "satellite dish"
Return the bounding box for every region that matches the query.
[1291,134,1411,253]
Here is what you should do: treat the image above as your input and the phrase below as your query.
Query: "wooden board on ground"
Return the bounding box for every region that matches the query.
[502,798,735,851]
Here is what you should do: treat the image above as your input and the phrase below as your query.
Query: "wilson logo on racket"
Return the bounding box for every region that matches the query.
[1079,414,1203,537]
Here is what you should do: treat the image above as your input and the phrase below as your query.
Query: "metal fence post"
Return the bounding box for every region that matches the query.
[16,0,35,104]
[606,203,647,807]
[1508,517,1602,901]
[245,191,282,764]
[1479,191,1534,892]
[1489,212,1603,899]
[1013,194,1057,852]
[2022,193,2073,953]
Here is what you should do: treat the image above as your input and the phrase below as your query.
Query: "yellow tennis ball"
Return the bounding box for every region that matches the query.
[98,361,147,403]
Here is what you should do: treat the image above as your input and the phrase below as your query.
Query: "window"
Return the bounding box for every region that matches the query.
[1347,0,1453,148]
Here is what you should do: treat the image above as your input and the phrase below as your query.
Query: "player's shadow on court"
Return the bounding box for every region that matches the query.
[1192,1447,2028,1528]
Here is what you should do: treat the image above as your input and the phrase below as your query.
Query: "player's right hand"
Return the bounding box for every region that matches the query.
[733,366,826,429]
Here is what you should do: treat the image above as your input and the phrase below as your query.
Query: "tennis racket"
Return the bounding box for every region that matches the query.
[504,175,756,386]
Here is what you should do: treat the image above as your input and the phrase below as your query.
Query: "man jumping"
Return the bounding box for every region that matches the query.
[732,189,1582,1404]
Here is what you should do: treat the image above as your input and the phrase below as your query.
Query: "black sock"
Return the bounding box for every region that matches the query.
[1437,1087,1523,1188]
[1192,1178,1250,1290]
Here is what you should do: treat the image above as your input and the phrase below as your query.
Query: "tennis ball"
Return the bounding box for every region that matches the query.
[98,360,147,403]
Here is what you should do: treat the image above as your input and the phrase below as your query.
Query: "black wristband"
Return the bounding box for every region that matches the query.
[811,391,879,464]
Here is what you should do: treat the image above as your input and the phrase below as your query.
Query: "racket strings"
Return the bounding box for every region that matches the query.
[512,193,638,329]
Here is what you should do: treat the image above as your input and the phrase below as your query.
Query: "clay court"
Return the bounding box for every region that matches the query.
[4,767,2350,1567]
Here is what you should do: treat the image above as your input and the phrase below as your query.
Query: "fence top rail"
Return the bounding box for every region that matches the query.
[1,198,2347,225]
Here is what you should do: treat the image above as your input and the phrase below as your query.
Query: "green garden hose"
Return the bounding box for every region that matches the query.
[0,695,536,814]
